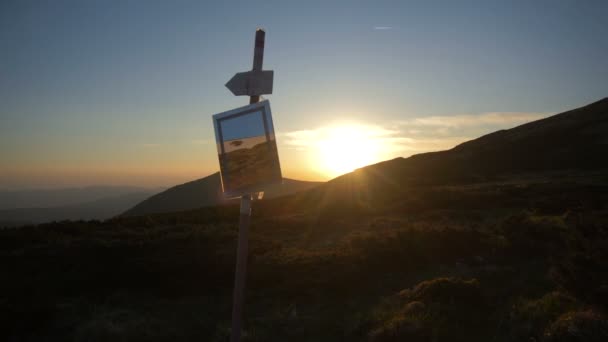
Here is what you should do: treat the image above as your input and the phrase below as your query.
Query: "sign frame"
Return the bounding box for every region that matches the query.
[212,99,282,198]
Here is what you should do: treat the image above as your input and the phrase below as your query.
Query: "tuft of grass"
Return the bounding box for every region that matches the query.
[543,310,608,342]
[508,291,581,341]
[368,278,490,342]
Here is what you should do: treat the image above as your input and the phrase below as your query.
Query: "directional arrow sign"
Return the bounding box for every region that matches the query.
[225,70,274,96]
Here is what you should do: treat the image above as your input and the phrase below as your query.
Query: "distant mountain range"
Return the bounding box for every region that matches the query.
[0,192,150,227]
[121,174,321,217]
[0,177,321,226]
[0,186,159,209]
[0,190,156,227]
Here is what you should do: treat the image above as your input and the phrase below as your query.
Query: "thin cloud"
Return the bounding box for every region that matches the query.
[374,26,392,30]
[402,112,550,128]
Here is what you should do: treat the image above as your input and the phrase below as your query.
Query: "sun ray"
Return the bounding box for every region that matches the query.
[315,125,383,178]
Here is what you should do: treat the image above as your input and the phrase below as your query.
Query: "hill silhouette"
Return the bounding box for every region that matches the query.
[122,173,320,217]
[403,96,608,179]
[276,98,608,214]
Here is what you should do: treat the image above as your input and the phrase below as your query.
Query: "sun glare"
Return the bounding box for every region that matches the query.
[316,125,383,178]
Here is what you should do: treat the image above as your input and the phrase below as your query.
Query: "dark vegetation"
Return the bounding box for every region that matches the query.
[1,98,607,341]
[2,175,607,341]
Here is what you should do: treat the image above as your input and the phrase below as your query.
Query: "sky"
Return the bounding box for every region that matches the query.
[1,0,607,189]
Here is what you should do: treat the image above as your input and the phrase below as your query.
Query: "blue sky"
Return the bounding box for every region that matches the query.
[1,0,607,188]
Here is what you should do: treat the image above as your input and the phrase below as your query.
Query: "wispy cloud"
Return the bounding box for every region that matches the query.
[396,112,550,139]
[374,26,392,30]
[402,112,549,128]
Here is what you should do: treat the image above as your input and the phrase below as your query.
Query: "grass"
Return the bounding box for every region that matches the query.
[1,176,608,341]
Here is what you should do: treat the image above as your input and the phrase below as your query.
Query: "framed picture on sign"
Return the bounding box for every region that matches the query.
[212,100,282,198]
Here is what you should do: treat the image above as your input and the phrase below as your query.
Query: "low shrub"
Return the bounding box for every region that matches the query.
[369,278,489,342]
[508,291,580,340]
[543,310,608,342]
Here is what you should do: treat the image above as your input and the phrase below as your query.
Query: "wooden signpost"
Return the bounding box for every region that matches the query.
[222,28,275,342]
[226,29,273,104]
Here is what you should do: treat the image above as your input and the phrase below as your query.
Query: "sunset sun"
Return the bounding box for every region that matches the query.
[316,125,383,177]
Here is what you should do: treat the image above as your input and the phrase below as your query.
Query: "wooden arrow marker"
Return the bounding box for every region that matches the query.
[225,70,274,96]
[225,29,274,98]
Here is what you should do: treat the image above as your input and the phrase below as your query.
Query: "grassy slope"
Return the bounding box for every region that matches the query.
[1,173,607,341]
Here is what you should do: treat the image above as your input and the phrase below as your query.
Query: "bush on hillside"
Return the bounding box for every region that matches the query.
[369,278,488,342]
[508,291,580,341]
[501,212,575,258]
[543,310,608,342]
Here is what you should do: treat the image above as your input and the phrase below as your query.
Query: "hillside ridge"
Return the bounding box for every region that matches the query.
[122,174,320,217]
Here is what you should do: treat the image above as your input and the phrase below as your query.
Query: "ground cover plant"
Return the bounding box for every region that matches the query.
[1,173,608,341]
